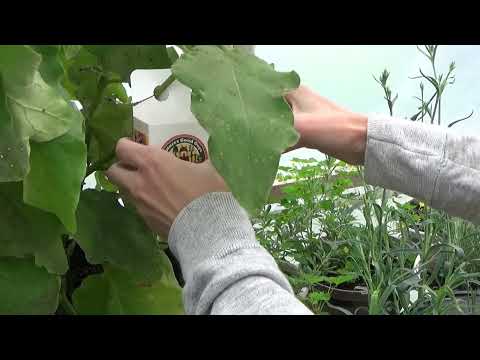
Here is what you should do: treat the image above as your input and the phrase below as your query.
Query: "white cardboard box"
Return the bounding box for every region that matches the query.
[131,69,209,163]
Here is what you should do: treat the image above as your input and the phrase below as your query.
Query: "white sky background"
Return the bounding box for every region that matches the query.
[253,45,480,165]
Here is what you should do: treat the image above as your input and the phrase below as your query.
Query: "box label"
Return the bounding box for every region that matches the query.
[133,130,149,145]
[162,134,208,163]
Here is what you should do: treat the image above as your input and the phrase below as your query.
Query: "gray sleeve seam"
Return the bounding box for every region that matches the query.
[212,243,264,261]
[207,273,295,315]
[430,132,449,204]
[442,157,480,174]
[370,135,480,173]
[368,137,442,158]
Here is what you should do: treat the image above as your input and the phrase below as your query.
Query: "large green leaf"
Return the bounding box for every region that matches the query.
[62,47,107,116]
[63,47,132,170]
[172,45,300,214]
[0,46,40,181]
[0,257,61,315]
[95,171,119,193]
[14,47,88,233]
[1,46,81,143]
[0,45,82,181]
[75,190,165,283]
[85,45,172,84]
[0,75,29,181]
[30,45,64,88]
[61,45,82,61]
[23,117,87,234]
[73,261,183,315]
[0,182,68,275]
[14,68,83,142]
[0,45,40,87]
[31,45,76,102]
[87,89,132,170]
[167,46,180,64]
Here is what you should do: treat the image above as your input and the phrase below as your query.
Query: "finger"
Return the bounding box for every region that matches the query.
[284,85,309,111]
[105,163,138,191]
[115,138,149,168]
[284,92,297,113]
[150,146,191,166]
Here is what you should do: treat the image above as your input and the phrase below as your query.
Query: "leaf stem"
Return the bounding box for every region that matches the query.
[60,292,77,315]
[154,74,176,100]
[84,75,176,177]
[132,95,154,107]
[131,73,176,107]
[59,278,77,315]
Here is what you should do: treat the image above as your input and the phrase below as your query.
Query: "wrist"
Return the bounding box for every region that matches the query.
[347,112,368,165]
[295,111,368,165]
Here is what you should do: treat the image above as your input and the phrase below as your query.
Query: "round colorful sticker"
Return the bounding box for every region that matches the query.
[162,134,208,163]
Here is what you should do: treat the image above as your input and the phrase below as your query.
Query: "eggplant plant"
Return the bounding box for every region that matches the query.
[0,45,300,314]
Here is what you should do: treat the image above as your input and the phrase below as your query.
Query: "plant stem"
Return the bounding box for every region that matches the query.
[66,240,77,259]
[59,278,77,315]
[431,96,439,125]
[421,86,425,123]
[154,74,176,100]
[83,74,125,179]
[438,96,442,126]
[132,95,154,106]
[132,73,176,107]
[60,292,77,315]
[94,74,176,170]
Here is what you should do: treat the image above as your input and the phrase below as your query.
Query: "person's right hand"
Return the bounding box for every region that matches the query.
[285,86,368,165]
[106,139,228,238]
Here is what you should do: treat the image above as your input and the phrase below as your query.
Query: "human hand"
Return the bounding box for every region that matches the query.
[106,138,228,237]
[285,86,368,165]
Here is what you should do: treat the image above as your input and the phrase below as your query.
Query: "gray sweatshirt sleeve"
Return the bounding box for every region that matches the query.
[168,192,313,315]
[365,114,480,224]
[168,113,480,315]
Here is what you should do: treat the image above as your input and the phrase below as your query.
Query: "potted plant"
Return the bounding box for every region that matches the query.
[255,157,370,315]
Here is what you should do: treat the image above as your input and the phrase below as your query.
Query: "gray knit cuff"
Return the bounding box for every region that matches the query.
[168,192,261,277]
[364,114,447,203]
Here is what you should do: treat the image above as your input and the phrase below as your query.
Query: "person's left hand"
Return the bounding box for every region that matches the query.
[106,138,228,237]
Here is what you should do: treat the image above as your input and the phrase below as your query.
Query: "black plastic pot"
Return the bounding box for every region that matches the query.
[444,290,480,315]
[315,283,369,315]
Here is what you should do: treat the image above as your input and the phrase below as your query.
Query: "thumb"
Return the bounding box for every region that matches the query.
[284,92,298,113]
[285,85,313,113]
